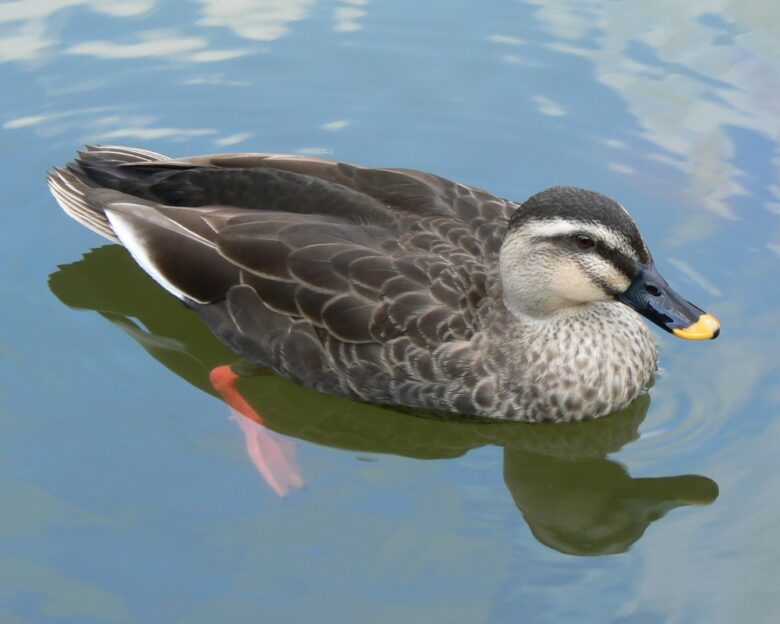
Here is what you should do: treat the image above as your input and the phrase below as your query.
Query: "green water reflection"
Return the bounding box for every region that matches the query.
[49,245,717,556]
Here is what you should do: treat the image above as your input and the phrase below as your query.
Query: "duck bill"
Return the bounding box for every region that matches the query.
[616,263,720,340]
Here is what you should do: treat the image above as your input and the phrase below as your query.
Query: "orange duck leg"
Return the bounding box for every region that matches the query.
[209,364,303,497]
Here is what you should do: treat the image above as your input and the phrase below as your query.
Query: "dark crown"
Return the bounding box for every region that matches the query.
[508,186,650,263]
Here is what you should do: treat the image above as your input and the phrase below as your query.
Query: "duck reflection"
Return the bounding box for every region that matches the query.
[49,245,717,556]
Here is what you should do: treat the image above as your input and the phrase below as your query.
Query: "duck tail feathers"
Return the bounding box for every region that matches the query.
[47,145,169,242]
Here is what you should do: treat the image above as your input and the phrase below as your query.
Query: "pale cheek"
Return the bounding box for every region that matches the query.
[603,265,631,294]
[551,264,607,303]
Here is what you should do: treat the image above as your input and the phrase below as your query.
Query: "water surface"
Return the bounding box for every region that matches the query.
[1,1,779,622]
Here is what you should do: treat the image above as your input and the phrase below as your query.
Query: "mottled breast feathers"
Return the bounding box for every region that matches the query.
[49,146,666,422]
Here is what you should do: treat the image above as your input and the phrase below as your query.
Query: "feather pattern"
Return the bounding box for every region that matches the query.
[48,145,661,422]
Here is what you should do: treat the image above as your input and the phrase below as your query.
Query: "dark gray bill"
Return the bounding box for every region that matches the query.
[616,263,720,340]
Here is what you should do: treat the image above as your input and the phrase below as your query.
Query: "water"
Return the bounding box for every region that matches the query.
[1,1,779,622]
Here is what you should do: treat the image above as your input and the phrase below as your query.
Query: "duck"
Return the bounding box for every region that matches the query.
[49,242,719,515]
[47,144,720,424]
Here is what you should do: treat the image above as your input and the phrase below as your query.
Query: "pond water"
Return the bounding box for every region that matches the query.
[2,1,779,622]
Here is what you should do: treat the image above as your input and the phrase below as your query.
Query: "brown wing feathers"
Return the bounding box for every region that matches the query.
[49,146,513,394]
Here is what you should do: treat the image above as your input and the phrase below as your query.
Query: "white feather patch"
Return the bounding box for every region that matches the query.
[105,207,190,301]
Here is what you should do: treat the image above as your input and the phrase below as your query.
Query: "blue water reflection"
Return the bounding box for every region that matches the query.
[1,1,779,622]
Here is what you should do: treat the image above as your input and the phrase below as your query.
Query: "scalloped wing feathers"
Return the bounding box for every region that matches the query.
[48,145,515,407]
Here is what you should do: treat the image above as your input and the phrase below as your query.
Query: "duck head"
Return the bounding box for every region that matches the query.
[499,186,720,340]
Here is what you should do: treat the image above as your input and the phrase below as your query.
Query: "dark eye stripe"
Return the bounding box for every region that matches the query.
[509,188,652,264]
[594,244,637,279]
[532,234,638,279]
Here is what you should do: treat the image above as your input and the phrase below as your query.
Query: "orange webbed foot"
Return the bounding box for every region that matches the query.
[210,364,303,497]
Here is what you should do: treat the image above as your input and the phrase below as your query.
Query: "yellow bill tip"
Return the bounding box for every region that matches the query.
[672,313,720,340]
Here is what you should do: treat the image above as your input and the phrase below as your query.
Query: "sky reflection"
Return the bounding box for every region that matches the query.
[527,0,780,229]
[1,1,779,621]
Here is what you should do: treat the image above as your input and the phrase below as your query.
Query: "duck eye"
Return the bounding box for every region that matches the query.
[575,234,595,250]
